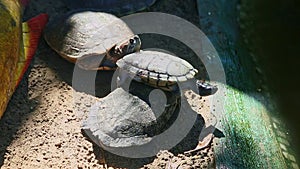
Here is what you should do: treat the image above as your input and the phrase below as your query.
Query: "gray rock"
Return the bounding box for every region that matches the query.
[82,87,179,149]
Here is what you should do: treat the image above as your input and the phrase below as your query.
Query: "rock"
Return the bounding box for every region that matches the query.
[82,87,178,150]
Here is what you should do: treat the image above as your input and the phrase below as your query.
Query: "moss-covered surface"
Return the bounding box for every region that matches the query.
[217,86,287,168]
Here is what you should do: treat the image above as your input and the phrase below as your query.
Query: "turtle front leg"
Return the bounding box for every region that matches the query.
[196,80,218,96]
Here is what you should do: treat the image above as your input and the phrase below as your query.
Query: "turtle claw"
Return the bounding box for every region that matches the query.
[196,80,218,96]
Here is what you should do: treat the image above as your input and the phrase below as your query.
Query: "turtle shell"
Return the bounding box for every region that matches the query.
[116,50,198,90]
[44,11,135,63]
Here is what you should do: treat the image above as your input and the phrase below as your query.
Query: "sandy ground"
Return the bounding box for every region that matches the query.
[0,0,218,168]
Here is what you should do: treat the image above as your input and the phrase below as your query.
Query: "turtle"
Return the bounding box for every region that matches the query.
[116,50,218,96]
[44,11,141,70]
[0,0,48,118]
[61,0,157,15]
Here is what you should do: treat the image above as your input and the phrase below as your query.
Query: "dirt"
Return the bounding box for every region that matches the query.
[0,0,217,168]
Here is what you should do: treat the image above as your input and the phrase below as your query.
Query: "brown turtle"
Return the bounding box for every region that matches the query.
[44,11,141,70]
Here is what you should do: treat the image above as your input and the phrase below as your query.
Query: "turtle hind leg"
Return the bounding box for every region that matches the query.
[196,80,218,96]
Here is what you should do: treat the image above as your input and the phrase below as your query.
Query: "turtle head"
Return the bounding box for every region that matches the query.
[107,35,141,62]
[115,35,141,56]
[125,35,141,54]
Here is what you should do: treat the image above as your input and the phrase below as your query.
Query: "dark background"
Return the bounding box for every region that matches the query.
[248,0,300,159]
